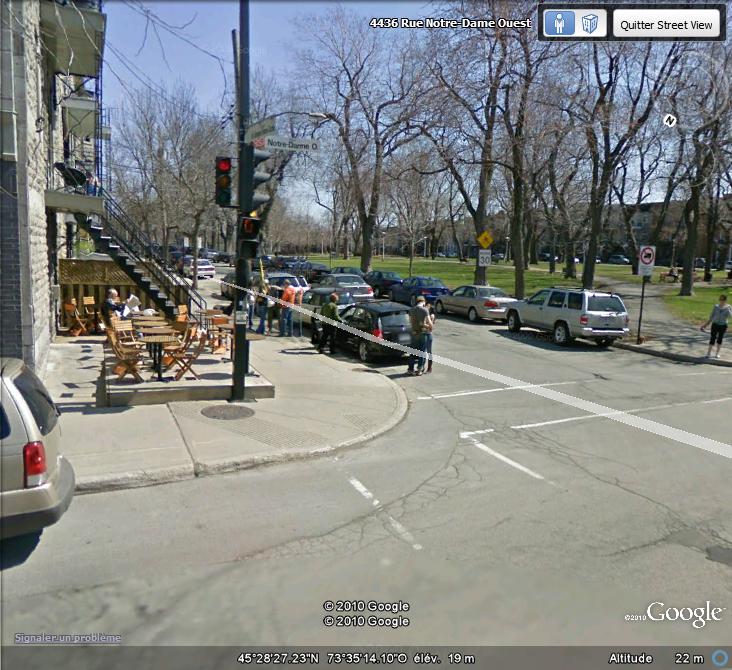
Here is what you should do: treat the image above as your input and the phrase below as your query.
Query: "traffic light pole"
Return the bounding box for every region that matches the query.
[232,0,251,402]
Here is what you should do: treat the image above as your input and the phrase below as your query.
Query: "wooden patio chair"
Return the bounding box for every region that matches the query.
[176,304,189,322]
[82,296,99,332]
[63,301,90,336]
[106,331,144,383]
[162,324,199,369]
[169,331,208,381]
[209,315,230,354]
[112,320,144,348]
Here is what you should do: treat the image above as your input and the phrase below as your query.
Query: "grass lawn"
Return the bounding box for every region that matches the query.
[663,284,732,325]
[309,255,581,294]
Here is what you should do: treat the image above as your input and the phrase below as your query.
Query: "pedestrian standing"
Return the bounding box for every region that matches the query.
[701,294,731,359]
[266,283,281,335]
[279,280,297,337]
[246,278,257,331]
[424,303,436,373]
[407,296,430,376]
[317,292,341,354]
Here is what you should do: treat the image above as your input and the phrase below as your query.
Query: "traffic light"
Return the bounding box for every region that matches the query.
[238,213,262,258]
[245,145,273,211]
[215,156,233,207]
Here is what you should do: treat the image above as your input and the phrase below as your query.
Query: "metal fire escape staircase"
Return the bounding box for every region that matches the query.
[76,189,207,320]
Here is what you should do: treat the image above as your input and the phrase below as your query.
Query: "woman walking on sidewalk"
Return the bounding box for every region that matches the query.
[701,294,731,359]
[424,303,436,373]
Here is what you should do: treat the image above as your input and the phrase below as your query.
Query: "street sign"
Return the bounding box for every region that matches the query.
[244,116,276,143]
[478,249,492,267]
[265,135,319,153]
[477,230,493,249]
[638,245,656,277]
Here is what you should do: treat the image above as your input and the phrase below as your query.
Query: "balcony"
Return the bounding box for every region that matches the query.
[61,90,97,138]
[40,1,106,77]
[45,161,105,215]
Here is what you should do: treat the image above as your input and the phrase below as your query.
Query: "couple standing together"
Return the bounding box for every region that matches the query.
[407,295,434,376]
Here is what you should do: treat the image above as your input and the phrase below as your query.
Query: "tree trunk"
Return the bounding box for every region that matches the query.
[408,240,415,278]
[563,239,576,279]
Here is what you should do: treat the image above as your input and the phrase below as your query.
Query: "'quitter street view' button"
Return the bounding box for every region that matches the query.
[613,8,722,39]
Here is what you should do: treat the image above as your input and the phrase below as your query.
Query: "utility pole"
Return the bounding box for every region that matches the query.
[231,0,251,402]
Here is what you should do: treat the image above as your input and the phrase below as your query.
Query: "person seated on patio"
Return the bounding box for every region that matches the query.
[125,294,142,316]
[101,289,125,324]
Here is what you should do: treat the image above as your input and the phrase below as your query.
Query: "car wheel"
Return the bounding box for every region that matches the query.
[507,311,521,333]
[410,295,417,307]
[358,341,371,362]
[596,338,613,348]
[468,307,479,322]
[553,322,571,346]
[435,300,445,315]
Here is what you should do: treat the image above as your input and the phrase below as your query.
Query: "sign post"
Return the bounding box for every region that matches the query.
[636,245,656,345]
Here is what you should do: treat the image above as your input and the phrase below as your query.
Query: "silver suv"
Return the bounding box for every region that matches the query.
[506,288,629,347]
[1,358,75,538]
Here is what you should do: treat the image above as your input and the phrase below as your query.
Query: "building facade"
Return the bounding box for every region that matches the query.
[1,0,107,372]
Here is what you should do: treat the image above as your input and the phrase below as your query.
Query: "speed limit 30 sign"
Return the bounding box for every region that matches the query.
[639,245,656,277]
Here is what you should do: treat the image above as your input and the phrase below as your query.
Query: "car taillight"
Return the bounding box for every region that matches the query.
[23,441,47,487]
[484,300,499,308]
[371,329,383,339]
[367,287,373,294]
[421,289,431,295]
[580,315,589,325]
[624,315,629,325]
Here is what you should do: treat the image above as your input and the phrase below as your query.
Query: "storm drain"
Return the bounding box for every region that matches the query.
[200,405,255,421]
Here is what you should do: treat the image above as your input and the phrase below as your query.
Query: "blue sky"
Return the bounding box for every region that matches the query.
[103,1,427,113]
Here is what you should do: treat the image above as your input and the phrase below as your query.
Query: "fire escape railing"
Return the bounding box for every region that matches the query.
[97,188,207,318]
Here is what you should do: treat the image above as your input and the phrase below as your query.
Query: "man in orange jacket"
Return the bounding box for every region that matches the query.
[279,280,297,336]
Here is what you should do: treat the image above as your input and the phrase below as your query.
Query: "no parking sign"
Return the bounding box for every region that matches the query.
[638,245,655,277]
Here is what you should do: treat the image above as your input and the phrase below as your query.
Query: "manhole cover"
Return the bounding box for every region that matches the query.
[201,406,254,420]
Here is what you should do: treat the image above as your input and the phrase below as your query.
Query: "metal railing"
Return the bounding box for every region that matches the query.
[96,188,207,319]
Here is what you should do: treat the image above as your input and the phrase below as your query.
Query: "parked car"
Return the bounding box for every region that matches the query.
[221,271,237,299]
[389,276,450,305]
[364,270,404,297]
[538,252,559,262]
[198,248,219,262]
[506,287,629,347]
[266,272,310,294]
[300,288,357,326]
[316,301,412,362]
[435,285,517,322]
[607,254,631,265]
[217,251,234,266]
[695,257,706,269]
[316,273,374,300]
[492,253,505,261]
[183,256,216,280]
[301,262,331,283]
[1,358,75,539]
[330,265,365,277]
[725,260,732,271]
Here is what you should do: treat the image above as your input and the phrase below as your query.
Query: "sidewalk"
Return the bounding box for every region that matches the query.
[44,336,408,493]
[595,277,732,367]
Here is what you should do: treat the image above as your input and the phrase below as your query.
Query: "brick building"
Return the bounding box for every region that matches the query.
[1,0,107,373]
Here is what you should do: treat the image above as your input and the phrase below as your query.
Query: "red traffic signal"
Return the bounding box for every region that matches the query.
[216,157,232,172]
[215,156,233,207]
[240,215,261,242]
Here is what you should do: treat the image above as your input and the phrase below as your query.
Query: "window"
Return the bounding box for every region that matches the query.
[0,403,9,440]
[452,286,467,297]
[548,291,566,308]
[421,278,446,287]
[567,293,583,310]
[13,367,58,437]
[336,293,353,305]
[527,290,550,305]
[478,288,507,298]
[465,288,477,298]
[380,312,410,328]
[302,292,315,305]
[588,295,625,312]
[382,272,400,279]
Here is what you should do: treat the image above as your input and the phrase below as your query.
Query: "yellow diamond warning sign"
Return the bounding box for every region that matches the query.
[477,230,493,249]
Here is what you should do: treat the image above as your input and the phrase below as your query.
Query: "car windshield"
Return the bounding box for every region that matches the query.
[588,295,625,312]
[419,278,445,287]
[382,272,401,279]
[478,287,506,297]
[337,293,353,305]
[380,312,410,328]
[336,275,364,284]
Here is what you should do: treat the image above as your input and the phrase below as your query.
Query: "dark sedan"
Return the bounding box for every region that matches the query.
[389,276,450,305]
[330,301,412,362]
[364,270,403,297]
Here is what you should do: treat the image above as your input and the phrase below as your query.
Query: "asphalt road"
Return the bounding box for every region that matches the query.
[3,270,732,650]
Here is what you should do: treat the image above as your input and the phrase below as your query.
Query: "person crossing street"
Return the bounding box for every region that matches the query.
[279,280,297,337]
[407,295,430,376]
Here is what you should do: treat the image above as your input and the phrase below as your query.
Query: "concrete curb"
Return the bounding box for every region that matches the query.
[192,375,410,477]
[75,464,196,495]
[614,341,732,367]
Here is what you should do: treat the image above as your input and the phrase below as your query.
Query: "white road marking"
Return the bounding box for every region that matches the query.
[417,379,597,401]
[459,429,495,439]
[348,477,421,550]
[512,396,732,430]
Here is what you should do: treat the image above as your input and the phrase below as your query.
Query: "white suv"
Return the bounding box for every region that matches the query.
[506,288,630,347]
